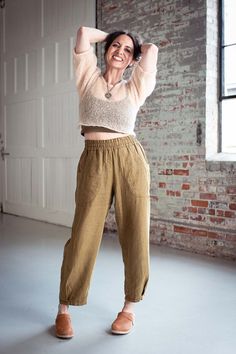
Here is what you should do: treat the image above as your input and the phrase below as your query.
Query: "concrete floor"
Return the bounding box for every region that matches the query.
[0,213,235,354]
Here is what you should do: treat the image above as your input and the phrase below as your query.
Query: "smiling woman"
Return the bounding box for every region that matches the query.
[72,26,158,138]
[104,30,142,65]
[104,35,134,72]
[103,32,141,97]
[55,26,158,339]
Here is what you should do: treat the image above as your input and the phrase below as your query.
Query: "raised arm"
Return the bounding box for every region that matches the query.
[139,43,158,72]
[75,26,108,54]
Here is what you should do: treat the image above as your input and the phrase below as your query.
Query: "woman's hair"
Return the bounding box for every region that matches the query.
[104,31,142,64]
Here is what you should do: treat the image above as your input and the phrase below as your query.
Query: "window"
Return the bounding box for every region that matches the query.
[220,0,236,153]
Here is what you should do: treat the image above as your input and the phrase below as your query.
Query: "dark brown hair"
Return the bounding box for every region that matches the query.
[104,31,142,63]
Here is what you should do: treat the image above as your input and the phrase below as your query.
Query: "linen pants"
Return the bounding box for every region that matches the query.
[59,135,150,306]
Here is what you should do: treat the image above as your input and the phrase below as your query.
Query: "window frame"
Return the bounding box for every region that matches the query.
[219,0,236,101]
[218,0,236,156]
[205,0,236,162]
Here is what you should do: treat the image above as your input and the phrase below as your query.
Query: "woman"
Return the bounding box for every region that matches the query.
[55,26,158,338]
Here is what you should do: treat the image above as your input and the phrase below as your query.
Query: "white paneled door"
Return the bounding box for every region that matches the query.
[0,0,95,226]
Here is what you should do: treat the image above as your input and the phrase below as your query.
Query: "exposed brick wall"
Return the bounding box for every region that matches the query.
[97,0,236,259]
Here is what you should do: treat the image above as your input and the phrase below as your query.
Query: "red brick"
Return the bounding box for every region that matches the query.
[208,209,215,215]
[227,186,236,194]
[224,211,235,218]
[175,226,218,238]
[166,190,181,197]
[216,210,224,217]
[198,207,207,214]
[192,229,207,237]
[159,182,166,188]
[174,225,191,234]
[174,169,189,176]
[174,225,227,241]
[229,203,236,210]
[188,207,197,213]
[210,217,225,224]
[182,183,190,190]
[191,200,208,207]
[200,193,217,200]
[207,231,220,239]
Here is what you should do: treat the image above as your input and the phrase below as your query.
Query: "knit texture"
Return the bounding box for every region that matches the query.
[79,91,138,135]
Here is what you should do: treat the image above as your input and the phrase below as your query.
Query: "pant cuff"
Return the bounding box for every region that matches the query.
[59,298,87,306]
[125,295,144,303]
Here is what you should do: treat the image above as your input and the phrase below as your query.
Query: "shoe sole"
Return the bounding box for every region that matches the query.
[111,328,133,335]
[56,333,74,339]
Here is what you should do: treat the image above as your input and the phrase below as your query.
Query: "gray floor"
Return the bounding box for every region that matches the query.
[0,214,235,354]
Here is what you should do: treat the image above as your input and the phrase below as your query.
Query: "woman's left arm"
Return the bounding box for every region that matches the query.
[139,43,158,72]
[128,43,158,106]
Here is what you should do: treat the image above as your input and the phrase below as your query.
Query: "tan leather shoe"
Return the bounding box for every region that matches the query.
[111,311,135,334]
[55,313,74,339]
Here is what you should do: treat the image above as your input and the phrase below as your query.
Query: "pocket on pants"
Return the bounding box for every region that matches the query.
[134,142,150,168]
[122,144,150,198]
[75,150,103,203]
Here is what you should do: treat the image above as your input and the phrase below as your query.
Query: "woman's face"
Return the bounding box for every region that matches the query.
[105,34,135,70]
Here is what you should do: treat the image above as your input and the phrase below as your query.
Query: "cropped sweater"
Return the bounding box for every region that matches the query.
[73,46,157,135]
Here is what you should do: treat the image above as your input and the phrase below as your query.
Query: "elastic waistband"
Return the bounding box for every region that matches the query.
[84,135,138,149]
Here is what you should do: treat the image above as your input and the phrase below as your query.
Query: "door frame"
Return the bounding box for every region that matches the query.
[0,8,5,212]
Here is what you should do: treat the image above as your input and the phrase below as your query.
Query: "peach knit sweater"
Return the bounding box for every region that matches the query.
[73,46,157,135]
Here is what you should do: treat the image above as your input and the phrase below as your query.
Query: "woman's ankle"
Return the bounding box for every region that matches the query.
[58,303,69,314]
[122,300,135,314]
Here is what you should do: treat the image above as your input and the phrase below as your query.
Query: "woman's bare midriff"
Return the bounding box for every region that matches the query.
[84,131,130,140]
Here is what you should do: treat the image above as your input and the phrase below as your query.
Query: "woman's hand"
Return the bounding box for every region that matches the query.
[75,26,108,54]
[139,43,158,71]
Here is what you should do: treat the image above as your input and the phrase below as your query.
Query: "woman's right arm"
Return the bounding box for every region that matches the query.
[75,26,108,53]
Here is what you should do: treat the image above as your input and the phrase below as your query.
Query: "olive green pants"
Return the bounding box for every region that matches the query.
[59,135,150,305]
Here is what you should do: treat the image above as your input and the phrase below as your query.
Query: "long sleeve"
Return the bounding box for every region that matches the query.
[73,46,100,97]
[127,63,157,106]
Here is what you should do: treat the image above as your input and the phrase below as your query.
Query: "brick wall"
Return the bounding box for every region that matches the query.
[97,0,236,259]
